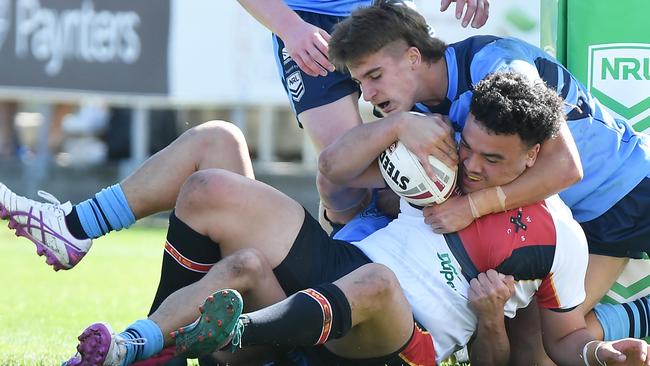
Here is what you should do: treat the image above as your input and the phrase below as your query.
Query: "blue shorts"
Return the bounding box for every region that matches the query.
[272,11,360,127]
[580,177,650,259]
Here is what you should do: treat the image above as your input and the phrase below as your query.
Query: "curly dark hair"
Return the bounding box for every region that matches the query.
[329,0,446,71]
[470,72,564,147]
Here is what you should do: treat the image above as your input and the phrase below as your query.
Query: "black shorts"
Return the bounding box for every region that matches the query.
[580,177,650,259]
[273,208,371,296]
[271,11,360,127]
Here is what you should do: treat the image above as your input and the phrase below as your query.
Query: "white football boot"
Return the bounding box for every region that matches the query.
[0,183,92,270]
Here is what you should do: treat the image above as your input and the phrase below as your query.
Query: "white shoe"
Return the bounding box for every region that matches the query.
[0,183,92,270]
[61,322,145,366]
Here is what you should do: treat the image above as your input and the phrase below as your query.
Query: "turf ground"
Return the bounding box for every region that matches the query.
[0,224,465,366]
[0,224,169,366]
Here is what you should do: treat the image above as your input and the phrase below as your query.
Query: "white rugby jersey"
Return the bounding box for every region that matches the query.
[352,195,588,362]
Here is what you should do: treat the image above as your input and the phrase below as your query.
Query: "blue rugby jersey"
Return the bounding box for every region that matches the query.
[284,0,371,16]
[414,36,650,222]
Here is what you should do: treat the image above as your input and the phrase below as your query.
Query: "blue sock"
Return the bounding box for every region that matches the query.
[593,295,650,340]
[76,184,136,239]
[119,319,164,365]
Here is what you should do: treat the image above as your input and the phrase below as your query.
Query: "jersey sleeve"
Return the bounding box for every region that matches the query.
[535,200,589,310]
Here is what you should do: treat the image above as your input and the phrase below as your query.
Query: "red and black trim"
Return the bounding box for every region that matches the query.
[164,241,215,273]
[300,288,334,345]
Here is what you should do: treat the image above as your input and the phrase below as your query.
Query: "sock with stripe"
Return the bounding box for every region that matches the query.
[593,295,650,340]
[148,211,222,315]
[65,184,136,240]
[119,319,164,365]
[240,283,352,347]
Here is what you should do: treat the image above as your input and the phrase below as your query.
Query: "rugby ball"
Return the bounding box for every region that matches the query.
[378,141,457,206]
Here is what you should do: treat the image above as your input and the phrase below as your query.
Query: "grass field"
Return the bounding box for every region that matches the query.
[0,224,169,365]
[0,224,465,366]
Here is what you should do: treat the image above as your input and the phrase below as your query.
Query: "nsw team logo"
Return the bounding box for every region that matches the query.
[287,70,305,102]
[588,43,650,132]
[0,0,10,52]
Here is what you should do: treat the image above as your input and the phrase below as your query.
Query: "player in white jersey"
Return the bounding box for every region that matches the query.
[61,72,647,366]
[326,2,650,364]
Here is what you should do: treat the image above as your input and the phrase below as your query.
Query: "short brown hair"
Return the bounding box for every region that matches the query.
[330,0,447,71]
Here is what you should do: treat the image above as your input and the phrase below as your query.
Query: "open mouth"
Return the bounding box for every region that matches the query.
[377,101,390,111]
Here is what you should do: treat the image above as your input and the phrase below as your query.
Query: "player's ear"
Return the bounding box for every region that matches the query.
[406,46,421,69]
[525,144,541,168]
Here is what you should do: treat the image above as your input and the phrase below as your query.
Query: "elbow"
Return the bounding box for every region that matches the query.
[564,155,583,186]
[318,148,342,184]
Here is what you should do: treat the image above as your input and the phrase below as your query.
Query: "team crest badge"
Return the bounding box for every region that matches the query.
[588,43,650,132]
[287,71,305,102]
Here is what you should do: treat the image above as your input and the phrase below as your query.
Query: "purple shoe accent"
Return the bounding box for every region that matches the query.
[5,207,87,271]
[63,323,112,366]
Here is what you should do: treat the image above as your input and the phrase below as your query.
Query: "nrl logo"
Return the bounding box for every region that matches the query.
[588,43,650,132]
[0,0,10,51]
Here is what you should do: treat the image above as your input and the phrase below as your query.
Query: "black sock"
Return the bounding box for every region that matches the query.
[241,283,352,347]
[65,206,90,240]
[148,211,222,315]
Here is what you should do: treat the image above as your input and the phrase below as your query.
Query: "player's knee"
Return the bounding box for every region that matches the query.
[185,120,246,153]
[177,169,237,210]
[356,263,401,309]
[226,248,271,286]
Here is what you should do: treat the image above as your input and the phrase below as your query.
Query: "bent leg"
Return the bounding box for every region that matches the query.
[174,168,304,267]
[62,248,286,366]
[151,248,285,346]
[122,120,254,219]
[326,263,414,358]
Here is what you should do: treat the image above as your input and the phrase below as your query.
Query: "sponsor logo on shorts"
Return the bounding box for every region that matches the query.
[437,252,458,289]
[0,0,10,51]
[588,43,650,132]
[287,70,305,102]
[281,47,292,64]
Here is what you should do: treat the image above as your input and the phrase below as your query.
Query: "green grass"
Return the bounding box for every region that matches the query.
[0,224,168,365]
[0,225,465,366]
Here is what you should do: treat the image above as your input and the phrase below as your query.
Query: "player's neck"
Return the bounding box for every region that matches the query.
[418,57,448,108]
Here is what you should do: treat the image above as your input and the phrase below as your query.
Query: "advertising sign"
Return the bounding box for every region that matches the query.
[0,0,169,95]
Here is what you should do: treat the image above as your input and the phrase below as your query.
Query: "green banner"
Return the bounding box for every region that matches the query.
[541,0,650,304]
[567,0,650,132]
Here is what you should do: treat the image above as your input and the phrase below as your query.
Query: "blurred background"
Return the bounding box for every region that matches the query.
[0,0,541,217]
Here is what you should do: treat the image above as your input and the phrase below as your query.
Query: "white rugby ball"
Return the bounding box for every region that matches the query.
[378,141,457,206]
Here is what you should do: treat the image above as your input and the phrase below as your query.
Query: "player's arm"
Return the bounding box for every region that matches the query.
[540,307,650,365]
[425,122,582,233]
[468,270,514,366]
[319,112,457,189]
[490,123,582,210]
[236,0,334,76]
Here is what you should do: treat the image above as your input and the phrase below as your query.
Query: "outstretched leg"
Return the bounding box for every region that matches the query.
[175,264,420,362]
[0,120,252,270]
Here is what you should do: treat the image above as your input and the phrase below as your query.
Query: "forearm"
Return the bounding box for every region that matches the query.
[237,0,303,38]
[545,328,596,365]
[471,316,510,366]
[470,123,582,215]
[319,113,404,187]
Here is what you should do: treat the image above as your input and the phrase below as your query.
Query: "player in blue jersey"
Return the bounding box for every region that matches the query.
[324,1,650,364]
[237,0,490,235]
[59,72,648,366]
